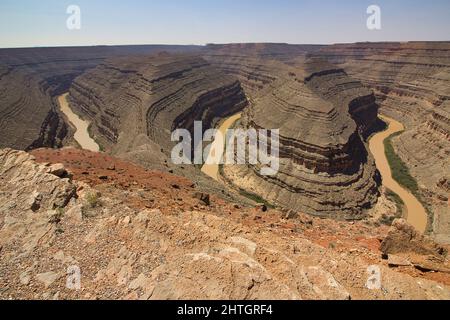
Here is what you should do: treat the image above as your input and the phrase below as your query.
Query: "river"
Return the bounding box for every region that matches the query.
[201,113,242,180]
[203,113,428,233]
[57,93,100,152]
[369,115,428,233]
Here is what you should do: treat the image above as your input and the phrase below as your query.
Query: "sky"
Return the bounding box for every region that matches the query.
[0,0,449,48]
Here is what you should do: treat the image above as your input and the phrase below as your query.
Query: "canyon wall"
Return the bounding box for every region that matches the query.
[219,57,381,219]
[203,44,324,97]
[0,56,86,150]
[1,43,447,232]
[69,54,248,163]
[316,42,450,242]
[0,46,200,151]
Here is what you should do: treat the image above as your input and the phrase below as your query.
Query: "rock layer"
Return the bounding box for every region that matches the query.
[68,54,248,164]
[316,42,450,242]
[0,46,201,151]
[221,57,381,218]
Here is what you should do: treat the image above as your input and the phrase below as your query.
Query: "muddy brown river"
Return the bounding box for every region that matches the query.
[369,115,428,233]
[58,93,100,152]
[201,113,242,180]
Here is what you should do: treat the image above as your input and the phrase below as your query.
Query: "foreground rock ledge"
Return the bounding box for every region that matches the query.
[0,148,449,300]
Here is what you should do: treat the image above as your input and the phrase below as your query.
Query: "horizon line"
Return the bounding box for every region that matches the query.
[2,40,450,50]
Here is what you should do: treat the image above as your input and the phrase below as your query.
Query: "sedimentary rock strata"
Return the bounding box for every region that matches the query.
[222,58,381,219]
[0,62,69,150]
[203,44,326,100]
[205,43,324,62]
[69,54,248,163]
[316,42,450,242]
[1,42,448,240]
[0,48,110,150]
[0,46,201,151]
[166,47,383,219]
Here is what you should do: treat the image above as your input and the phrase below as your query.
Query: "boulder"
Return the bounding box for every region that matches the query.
[193,192,210,206]
[387,255,412,267]
[47,163,68,178]
[256,203,268,212]
[35,271,60,288]
[381,219,447,258]
[0,149,76,212]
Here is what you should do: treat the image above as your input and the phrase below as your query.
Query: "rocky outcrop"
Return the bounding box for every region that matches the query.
[222,58,381,219]
[381,219,450,274]
[382,219,448,257]
[0,148,76,212]
[315,42,450,242]
[1,148,449,300]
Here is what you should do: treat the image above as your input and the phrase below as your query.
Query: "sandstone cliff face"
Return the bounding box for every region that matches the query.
[316,42,450,242]
[68,54,248,165]
[1,148,449,300]
[219,57,381,219]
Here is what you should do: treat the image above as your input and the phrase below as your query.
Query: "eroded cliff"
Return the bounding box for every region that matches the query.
[68,54,248,164]
[0,46,201,151]
[220,57,381,218]
[316,42,450,242]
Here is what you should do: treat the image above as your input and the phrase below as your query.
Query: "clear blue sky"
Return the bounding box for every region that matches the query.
[1,0,449,48]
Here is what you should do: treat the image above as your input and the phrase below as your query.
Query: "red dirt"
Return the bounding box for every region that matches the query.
[32,147,193,191]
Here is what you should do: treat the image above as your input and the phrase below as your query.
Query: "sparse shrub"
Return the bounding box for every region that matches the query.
[49,207,65,224]
[238,188,274,209]
[55,226,65,234]
[384,133,420,196]
[86,192,101,209]
[380,213,396,226]
[385,189,405,223]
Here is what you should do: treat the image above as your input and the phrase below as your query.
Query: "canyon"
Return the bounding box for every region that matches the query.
[219,57,381,219]
[0,42,449,299]
[63,51,382,219]
[0,43,448,229]
[0,45,200,151]
[316,42,450,243]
